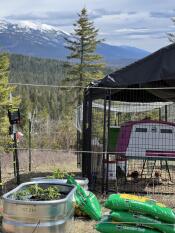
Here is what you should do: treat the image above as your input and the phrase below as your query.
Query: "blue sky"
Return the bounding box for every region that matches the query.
[1,0,175,51]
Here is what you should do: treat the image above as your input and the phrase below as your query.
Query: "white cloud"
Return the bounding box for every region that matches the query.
[92,10,175,51]
[1,0,175,51]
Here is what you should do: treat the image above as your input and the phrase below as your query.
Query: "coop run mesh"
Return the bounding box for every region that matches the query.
[78,88,175,194]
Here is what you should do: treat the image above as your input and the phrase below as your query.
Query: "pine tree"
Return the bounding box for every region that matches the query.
[0,53,20,191]
[0,54,18,148]
[168,18,175,42]
[64,8,105,104]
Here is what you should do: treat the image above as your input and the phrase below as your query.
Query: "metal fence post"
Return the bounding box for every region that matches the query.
[102,90,107,193]
[14,132,20,185]
[28,118,32,172]
[82,89,92,185]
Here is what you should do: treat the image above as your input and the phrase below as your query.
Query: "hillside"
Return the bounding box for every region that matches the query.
[9,54,69,85]
[9,54,114,121]
[9,53,114,84]
[9,54,115,149]
[9,55,71,122]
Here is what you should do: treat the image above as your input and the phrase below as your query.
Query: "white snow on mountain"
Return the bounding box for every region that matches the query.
[0,19,149,66]
[17,20,70,35]
[0,19,8,30]
[0,19,70,36]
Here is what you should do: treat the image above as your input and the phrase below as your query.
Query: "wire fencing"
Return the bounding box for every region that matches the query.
[2,84,175,197]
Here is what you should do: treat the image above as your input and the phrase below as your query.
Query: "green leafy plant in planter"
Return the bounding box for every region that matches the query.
[48,168,74,179]
[14,184,61,201]
[14,189,30,201]
[48,168,68,179]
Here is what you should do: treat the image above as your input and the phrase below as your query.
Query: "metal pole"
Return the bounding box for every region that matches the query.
[118,112,121,126]
[102,91,107,194]
[14,132,20,185]
[106,91,111,193]
[82,94,87,177]
[82,89,92,184]
[0,154,2,195]
[165,160,172,181]
[13,150,16,177]
[12,125,16,177]
[76,130,81,167]
[28,119,32,172]
[159,108,161,121]
[87,90,92,186]
[165,105,168,121]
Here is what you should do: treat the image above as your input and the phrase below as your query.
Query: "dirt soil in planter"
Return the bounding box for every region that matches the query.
[28,193,66,201]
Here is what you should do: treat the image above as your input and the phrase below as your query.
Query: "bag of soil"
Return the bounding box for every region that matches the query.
[104,194,175,223]
[111,211,175,233]
[67,176,101,220]
[95,217,160,233]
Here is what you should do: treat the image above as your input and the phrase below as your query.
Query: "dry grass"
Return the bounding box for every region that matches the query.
[1,151,80,182]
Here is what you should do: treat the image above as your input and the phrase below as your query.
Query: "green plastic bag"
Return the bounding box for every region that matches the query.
[95,217,160,233]
[111,211,175,233]
[105,194,175,223]
[67,176,101,220]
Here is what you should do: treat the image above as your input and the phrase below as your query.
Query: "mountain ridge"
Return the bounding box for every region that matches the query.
[0,19,150,66]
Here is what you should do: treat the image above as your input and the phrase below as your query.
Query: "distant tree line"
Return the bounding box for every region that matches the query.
[9,53,114,150]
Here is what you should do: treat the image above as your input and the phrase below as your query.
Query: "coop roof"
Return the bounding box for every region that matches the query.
[87,43,175,102]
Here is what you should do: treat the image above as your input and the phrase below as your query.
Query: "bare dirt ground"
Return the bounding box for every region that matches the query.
[1,151,175,233]
[70,220,97,233]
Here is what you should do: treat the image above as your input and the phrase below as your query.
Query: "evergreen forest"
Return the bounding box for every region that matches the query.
[9,54,114,150]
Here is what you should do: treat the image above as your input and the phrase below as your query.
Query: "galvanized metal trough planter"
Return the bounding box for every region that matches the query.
[31,177,89,190]
[2,180,76,233]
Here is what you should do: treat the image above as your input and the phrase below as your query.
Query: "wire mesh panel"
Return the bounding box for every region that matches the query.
[81,88,175,194]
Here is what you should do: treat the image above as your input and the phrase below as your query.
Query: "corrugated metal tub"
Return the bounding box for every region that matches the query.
[31,177,89,190]
[2,180,76,233]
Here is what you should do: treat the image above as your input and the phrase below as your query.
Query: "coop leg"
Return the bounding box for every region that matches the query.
[141,160,146,178]
[165,160,172,181]
[115,156,119,193]
[150,160,157,178]
[124,160,127,183]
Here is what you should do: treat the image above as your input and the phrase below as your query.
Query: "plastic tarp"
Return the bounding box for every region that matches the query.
[75,102,172,132]
[85,43,175,102]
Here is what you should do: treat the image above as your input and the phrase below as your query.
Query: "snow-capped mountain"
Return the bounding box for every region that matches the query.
[0,20,150,66]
